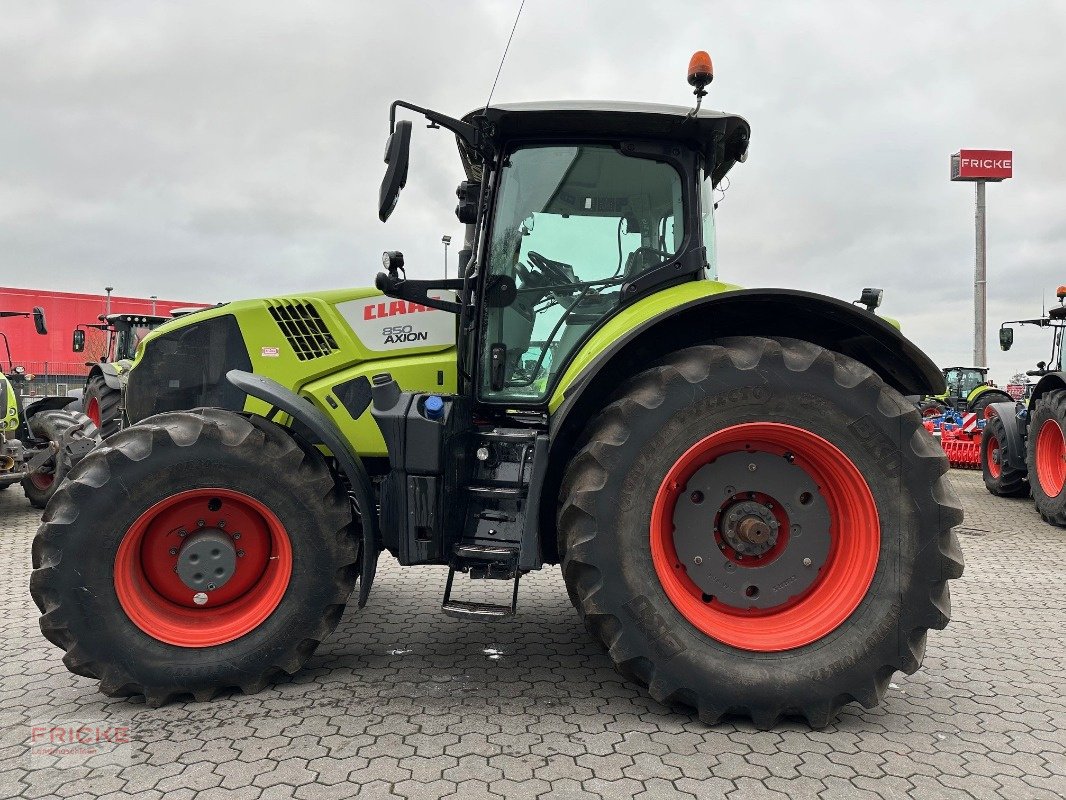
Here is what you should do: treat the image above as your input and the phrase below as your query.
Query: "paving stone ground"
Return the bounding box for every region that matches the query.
[1,469,1064,799]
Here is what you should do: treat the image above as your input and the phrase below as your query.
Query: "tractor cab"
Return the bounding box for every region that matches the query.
[73,313,171,363]
[942,366,990,404]
[376,92,750,411]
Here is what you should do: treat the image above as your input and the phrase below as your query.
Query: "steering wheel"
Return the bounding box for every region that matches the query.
[526,251,577,286]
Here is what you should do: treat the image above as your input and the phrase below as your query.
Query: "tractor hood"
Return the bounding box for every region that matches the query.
[459,101,750,187]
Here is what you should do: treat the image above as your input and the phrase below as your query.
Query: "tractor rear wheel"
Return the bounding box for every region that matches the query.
[558,337,964,727]
[84,374,121,438]
[982,413,1029,497]
[30,408,359,705]
[21,410,99,509]
[1027,390,1066,525]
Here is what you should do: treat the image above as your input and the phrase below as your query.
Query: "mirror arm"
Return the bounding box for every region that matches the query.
[374,273,466,315]
[389,100,492,160]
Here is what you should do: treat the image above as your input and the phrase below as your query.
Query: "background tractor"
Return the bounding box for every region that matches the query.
[981,286,1066,519]
[31,54,963,726]
[918,365,1014,417]
[72,312,172,437]
[1,308,99,507]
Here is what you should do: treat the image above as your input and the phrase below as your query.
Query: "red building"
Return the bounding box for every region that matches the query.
[1,287,207,389]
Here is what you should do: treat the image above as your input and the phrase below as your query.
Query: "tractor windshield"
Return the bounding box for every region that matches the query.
[944,368,986,400]
[115,322,158,361]
[481,143,685,402]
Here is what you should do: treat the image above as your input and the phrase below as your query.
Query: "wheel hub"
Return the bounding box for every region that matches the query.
[176,529,237,592]
[671,450,832,610]
[720,501,778,556]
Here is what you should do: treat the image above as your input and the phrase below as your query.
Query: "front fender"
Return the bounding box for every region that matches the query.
[225,370,379,607]
[89,361,128,391]
[986,401,1028,472]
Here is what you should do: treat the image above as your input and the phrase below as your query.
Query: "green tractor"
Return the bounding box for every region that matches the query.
[1,308,100,507]
[918,365,1014,417]
[72,312,172,437]
[982,286,1066,517]
[31,57,963,726]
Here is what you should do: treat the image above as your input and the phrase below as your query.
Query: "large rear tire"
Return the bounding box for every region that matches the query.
[31,408,360,705]
[83,373,121,439]
[981,413,1029,497]
[558,337,964,727]
[21,410,99,509]
[1027,390,1066,526]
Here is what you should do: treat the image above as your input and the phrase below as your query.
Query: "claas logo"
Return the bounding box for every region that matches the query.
[363,300,436,321]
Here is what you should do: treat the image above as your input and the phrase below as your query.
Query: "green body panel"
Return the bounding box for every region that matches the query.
[548,280,738,413]
[1,375,18,433]
[966,384,993,405]
[133,287,458,456]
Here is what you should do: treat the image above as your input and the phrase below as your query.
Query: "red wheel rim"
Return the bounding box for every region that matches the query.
[922,406,941,418]
[28,472,54,490]
[1036,418,1066,497]
[650,422,880,652]
[85,396,101,428]
[114,488,292,647]
[985,434,1002,479]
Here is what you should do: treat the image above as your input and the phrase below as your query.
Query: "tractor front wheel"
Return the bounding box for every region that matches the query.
[21,410,98,509]
[1027,390,1066,525]
[31,408,359,705]
[84,374,121,438]
[981,413,1029,497]
[559,337,964,727]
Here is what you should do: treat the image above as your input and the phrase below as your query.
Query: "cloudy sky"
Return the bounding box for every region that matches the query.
[3,1,1065,383]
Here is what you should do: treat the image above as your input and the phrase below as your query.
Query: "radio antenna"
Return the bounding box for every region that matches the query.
[484,0,526,112]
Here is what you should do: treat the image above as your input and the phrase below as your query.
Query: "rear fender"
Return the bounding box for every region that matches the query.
[541,288,945,564]
[1030,372,1066,410]
[986,402,1028,472]
[225,369,379,607]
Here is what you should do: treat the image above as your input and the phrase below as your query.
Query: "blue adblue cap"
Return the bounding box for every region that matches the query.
[424,395,445,420]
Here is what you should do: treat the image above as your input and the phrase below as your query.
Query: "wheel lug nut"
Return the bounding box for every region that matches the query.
[232,533,240,540]
[237,550,245,558]
[217,520,225,528]
[197,519,205,528]
[748,463,757,472]
[178,530,187,538]
[169,548,178,556]
[693,556,703,565]
[207,583,216,590]
[803,557,812,567]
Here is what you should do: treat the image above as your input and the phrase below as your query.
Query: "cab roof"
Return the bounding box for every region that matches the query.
[459,101,750,186]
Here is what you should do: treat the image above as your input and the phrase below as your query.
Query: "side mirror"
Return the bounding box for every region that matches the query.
[999,327,1014,351]
[378,120,412,222]
[32,306,47,335]
[72,329,86,353]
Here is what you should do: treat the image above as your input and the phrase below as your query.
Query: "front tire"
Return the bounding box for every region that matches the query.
[21,410,99,509]
[84,374,122,438]
[981,413,1029,497]
[31,408,360,705]
[558,337,964,727]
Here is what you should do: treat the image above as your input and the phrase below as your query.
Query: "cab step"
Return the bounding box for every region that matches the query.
[441,566,520,620]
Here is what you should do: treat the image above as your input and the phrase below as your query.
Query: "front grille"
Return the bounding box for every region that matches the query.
[125,314,251,423]
[267,300,338,360]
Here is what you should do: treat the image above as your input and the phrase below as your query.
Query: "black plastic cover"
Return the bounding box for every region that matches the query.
[126,314,251,423]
